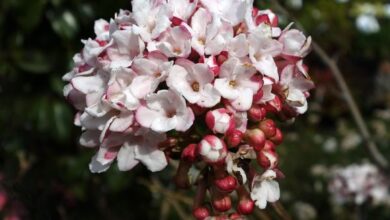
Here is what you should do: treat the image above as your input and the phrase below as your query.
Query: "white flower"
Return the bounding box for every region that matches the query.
[279,29,312,60]
[190,8,234,56]
[132,0,171,42]
[117,132,167,172]
[356,14,380,34]
[249,31,283,81]
[136,90,194,132]
[279,64,314,114]
[156,25,192,58]
[251,170,280,209]
[167,59,220,107]
[200,0,251,26]
[130,52,173,99]
[214,57,262,111]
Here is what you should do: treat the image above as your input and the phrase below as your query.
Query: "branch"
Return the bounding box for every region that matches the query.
[271,0,389,171]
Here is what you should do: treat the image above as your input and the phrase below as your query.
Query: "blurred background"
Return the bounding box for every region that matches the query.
[0,0,389,219]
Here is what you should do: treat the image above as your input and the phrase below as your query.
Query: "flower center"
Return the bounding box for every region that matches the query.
[191,82,200,92]
[166,111,176,118]
[173,47,182,55]
[198,37,205,45]
[229,80,237,88]
[154,72,162,78]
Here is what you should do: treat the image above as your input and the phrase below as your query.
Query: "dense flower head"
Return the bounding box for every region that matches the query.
[328,163,390,206]
[63,0,314,218]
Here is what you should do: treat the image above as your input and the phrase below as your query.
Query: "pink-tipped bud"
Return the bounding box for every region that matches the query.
[214,175,238,193]
[226,130,243,148]
[200,55,220,76]
[257,150,278,169]
[181,144,198,163]
[265,96,282,113]
[198,135,228,164]
[171,16,183,26]
[193,207,210,220]
[217,51,229,65]
[259,119,276,138]
[255,10,279,27]
[245,129,266,151]
[212,193,232,212]
[269,128,283,145]
[248,105,266,122]
[206,108,235,134]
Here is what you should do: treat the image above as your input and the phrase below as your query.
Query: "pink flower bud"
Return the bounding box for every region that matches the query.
[217,51,229,65]
[198,135,228,164]
[259,119,276,138]
[212,193,232,212]
[181,144,198,163]
[226,130,243,148]
[206,109,235,134]
[229,213,243,220]
[237,199,255,215]
[192,207,210,220]
[257,150,278,169]
[263,140,276,151]
[248,105,266,122]
[269,128,283,145]
[236,185,254,215]
[265,96,282,113]
[255,10,279,27]
[200,56,220,76]
[171,16,183,26]
[214,175,238,193]
[245,129,266,151]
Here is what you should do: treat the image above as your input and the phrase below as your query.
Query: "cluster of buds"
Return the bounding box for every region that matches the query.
[328,163,390,206]
[63,0,314,218]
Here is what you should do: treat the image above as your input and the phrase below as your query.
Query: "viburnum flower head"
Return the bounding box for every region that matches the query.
[63,0,314,218]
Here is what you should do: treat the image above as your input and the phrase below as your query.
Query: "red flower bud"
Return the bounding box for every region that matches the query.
[236,185,254,215]
[237,199,255,215]
[248,105,266,122]
[259,119,276,138]
[192,207,210,220]
[263,140,276,151]
[265,96,282,113]
[229,213,243,220]
[269,128,283,145]
[225,130,243,148]
[181,144,198,163]
[257,150,278,169]
[206,108,235,134]
[214,175,238,193]
[245,129,266,151]
[212,193,232,212]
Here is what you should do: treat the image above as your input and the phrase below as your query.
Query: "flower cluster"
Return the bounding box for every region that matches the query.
[63,0,314,218]
[328,163,390,206]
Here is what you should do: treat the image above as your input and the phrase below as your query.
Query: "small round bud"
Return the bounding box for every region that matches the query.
[226,130,243,148]
[212,194,232,212]
[257,150,278,169]
[206,108,235,134]
[248,105,266,122]
[193,207,210,220]
[245,129,266,151]
[198,135,228,164]
[269,128,283,145]
[259,119,276,138]
[181,144,198,163]
[214,175,238,193]
[237,199,255,215]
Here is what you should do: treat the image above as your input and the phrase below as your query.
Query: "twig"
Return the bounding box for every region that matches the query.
[271,201,292,220]
[271,0,389,171]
